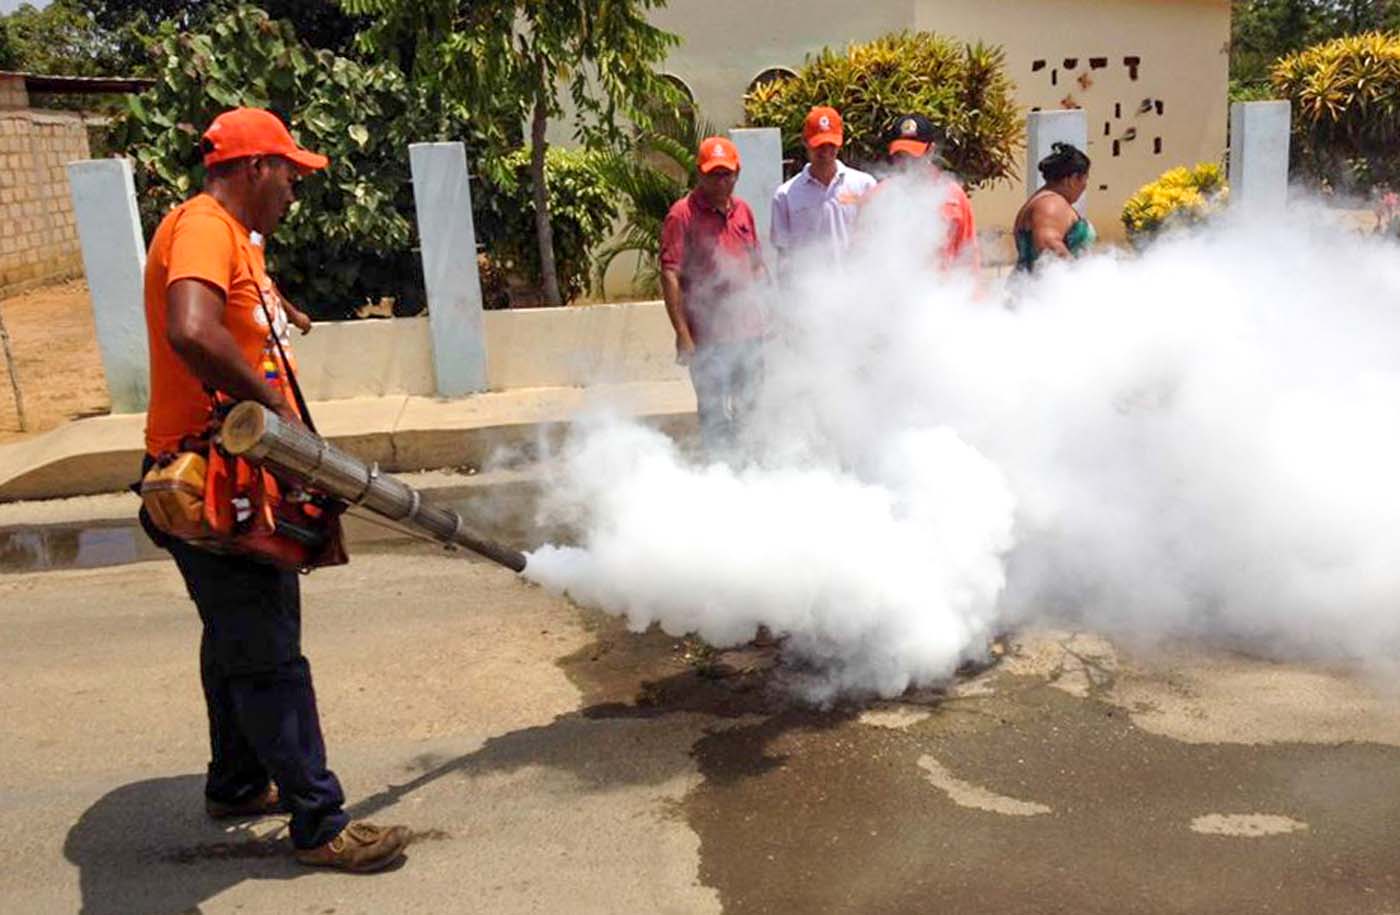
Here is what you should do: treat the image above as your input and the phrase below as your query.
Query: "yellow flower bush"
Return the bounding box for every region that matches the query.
[1121,163,1228,241]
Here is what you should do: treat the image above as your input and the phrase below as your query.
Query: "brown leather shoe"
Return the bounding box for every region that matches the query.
[294,821,410,873]
[206,783,284,820]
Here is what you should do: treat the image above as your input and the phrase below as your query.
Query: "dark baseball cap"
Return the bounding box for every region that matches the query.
[886,113,943,157]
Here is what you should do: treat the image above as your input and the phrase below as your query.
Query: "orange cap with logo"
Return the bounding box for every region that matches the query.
[201,108,330,174]
[803,106,843,148]
[697,136,741,174]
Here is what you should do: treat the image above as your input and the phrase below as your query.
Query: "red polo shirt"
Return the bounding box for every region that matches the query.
[660,190,766,345]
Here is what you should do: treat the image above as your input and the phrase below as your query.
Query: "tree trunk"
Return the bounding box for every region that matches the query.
[530,68,563,308]
[0,302,27,432]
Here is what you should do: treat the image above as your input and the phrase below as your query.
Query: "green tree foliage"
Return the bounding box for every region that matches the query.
[0,0,133,76]
[1272,31,1400,188]
[742,32,1023,191]
[0,21,17,71]
[78,0,367,55]
[1231,1,1400,89]
[111,6,428,317]
[476,148,620,305]
[340,0,680,307]
[0,1,370,84]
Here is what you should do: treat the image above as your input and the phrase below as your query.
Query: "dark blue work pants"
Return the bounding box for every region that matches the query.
[141,470,349,850]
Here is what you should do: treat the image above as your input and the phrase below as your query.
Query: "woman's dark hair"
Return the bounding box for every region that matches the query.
[1038,142,1091,182]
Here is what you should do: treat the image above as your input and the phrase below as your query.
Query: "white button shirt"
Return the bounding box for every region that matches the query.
[770,160,878,264]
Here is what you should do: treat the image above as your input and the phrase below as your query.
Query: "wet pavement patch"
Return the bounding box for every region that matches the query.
[682,677,1400,915]
[0,520,166,573]
[553,618,1400,912]
[555,609,792,718]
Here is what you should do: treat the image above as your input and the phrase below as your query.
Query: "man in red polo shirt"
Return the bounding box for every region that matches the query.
[660,136,768,456]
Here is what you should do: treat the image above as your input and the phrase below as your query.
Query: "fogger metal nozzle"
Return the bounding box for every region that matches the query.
[220,401,527,573]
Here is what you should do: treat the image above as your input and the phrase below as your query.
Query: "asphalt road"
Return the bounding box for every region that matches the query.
[4,545,1400,914]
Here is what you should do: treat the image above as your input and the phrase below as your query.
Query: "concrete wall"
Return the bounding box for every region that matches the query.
[291,315,437,401]
[292,302,684,401]
[649,0,1231,243]
[0,108,90,294]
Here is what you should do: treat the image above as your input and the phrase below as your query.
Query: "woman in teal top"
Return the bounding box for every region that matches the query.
[1014,142,1096,271]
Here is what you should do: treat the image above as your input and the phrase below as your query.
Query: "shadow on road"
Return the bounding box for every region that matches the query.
[60,627,842,914]
[62,775,309,915]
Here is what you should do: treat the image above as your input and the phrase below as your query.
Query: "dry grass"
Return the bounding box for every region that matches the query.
[0,278,110,444]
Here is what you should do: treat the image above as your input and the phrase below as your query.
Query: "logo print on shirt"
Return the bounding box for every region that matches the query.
[253,280,291,344]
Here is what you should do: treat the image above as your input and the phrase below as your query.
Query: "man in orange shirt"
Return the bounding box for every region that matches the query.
[140,108,408,872]
[866,113,980,272]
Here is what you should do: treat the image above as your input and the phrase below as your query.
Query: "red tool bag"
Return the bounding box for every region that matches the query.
[140,291,348,573]
[201,431,348,571]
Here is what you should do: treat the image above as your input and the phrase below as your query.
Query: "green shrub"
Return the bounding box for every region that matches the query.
[742,31,1023,190]
[474,148,620,305]
[1272,31,1400,189]
[110,6,430,318]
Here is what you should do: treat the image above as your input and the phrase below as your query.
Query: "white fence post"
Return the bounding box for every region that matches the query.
[1229,100,1291,217]
[409,142,488,396]
[1026,110,1090,212]
[67,158,149,413]
[728,127,784,268]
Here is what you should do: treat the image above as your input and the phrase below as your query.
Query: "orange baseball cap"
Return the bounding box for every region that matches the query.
[803,106,843,148]
[697,136,741,174]
[201,108,329,173]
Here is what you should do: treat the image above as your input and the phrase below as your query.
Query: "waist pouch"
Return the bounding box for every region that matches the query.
[141,442,348,572]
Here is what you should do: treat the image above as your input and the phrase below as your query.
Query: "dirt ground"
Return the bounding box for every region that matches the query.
[0,278,109,444]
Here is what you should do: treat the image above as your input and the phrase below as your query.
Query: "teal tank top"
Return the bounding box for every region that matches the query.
[1015,213,1096,271]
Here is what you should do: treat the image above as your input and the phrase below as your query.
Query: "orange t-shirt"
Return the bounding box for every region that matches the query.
[860,170,981,272]
[143,193,299,455]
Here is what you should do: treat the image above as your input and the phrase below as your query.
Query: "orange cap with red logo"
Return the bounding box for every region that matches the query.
[201,108,329,174]
[803,106,843,148]
[697,136,741,174]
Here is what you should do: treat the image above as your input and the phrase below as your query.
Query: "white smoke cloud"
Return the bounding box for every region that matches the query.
[524,172,1400,699]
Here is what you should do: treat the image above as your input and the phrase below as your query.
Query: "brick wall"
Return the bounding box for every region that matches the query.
[0,108,90,295]
[0,74,28,110]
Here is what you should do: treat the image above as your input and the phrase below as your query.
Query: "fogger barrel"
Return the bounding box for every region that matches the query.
[220,401,527,573]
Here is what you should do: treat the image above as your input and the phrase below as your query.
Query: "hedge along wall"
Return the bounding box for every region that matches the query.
[0,76,90,295]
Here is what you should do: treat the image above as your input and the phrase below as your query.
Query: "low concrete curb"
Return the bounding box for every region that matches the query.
[0,381,696,502]
[0,466,572,574]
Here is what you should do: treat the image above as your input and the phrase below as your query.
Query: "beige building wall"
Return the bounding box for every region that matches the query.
[0,104,89,294]
[649,0,1231,244]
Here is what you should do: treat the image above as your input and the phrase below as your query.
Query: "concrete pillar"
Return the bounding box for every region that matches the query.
[728,127,783,265]
[1229,100,1291,216]
[1026,109,1089,212]
[67,158,149,413]
[409,142,488,397]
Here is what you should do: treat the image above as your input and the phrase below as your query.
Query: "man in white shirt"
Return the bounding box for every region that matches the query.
[770,106,878,283]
